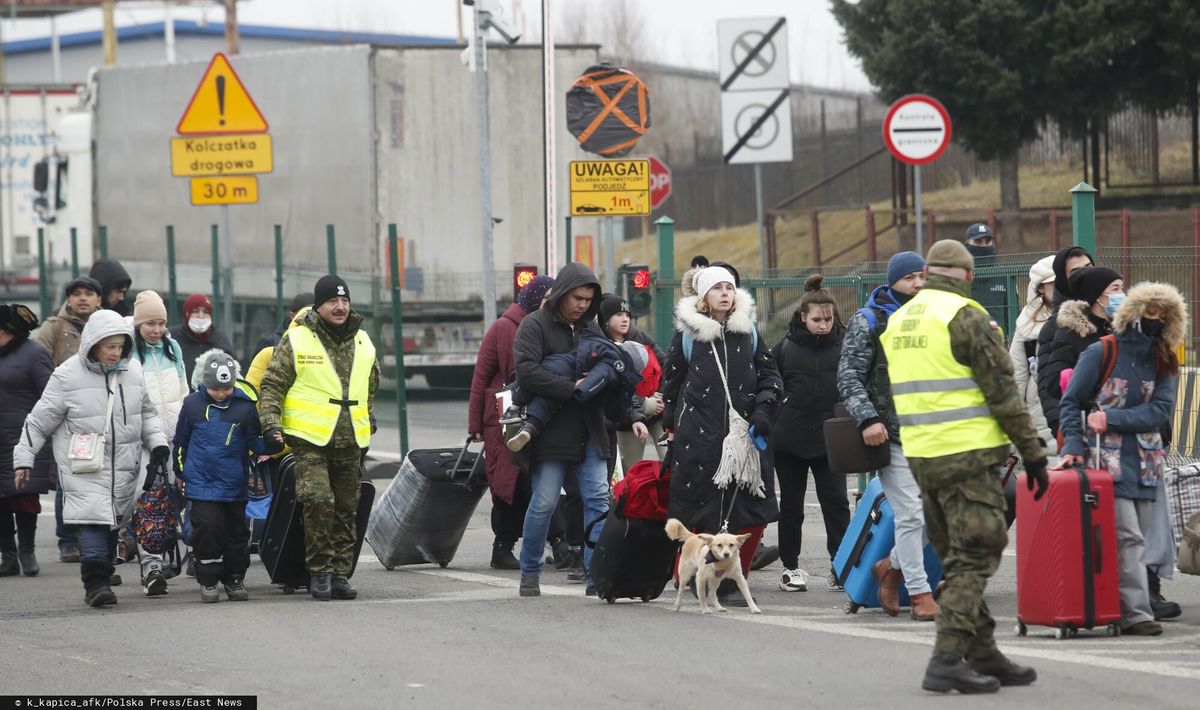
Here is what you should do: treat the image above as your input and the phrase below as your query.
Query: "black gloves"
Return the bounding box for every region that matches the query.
[1025,457,1050,501]
[264,427,284,445]
[144,447,170,491]
[749,411,771,440]
[150,446,170,466]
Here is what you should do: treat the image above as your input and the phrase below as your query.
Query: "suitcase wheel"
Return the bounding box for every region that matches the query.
[640,593,651,603]
[282,585,296,595]
[1016,621,1027,637]
[1107,623,1121,637]
[1054,626,1075,640]
[844,601,860,615]
[439,561,448,568]
[384,564,395,571]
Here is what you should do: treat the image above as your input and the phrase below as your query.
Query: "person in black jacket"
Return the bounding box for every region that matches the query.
[769,275,850,593]
[88,258,133,317]
[1038,266,1122,439]
[1035,246,1095,435]
[512,262,609,598]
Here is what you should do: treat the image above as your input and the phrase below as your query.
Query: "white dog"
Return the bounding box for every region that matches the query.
[665,518,761,614]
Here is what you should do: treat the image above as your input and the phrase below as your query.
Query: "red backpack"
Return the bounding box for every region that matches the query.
[612,459,671,521]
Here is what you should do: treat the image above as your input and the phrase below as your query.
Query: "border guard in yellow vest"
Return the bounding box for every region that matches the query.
[259,274,379,601]
[881,240,1048,694]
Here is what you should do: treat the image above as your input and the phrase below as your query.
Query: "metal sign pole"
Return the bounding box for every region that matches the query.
[755,163,766,275]
[914,165,924,255]
[542,0,557,273]
[220,204,233,334]
[474,7,497,327]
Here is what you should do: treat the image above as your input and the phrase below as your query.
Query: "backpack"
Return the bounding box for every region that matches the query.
[611,459,671,521]
[133,463,181,555]
[682,327,758,362]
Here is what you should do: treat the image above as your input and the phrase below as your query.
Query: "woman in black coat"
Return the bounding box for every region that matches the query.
[0,304,54,576]
[662,266,782,595]
[769,275,851,592]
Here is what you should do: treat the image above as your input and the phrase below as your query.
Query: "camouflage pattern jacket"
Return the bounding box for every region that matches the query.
[258,309,380,449]
[912,274,1045,469]
[837,285,905,441]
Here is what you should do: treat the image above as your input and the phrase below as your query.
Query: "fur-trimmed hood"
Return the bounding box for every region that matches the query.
[674,288,757,343]
[680,266,701,297]
[1056,299,1100,338]
[1113,281,1188,349]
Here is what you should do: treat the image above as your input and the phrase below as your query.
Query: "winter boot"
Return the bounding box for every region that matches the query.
[310,573,332,601]
[490,538,520,570]
[81,560,117,607]
[921,652,1000,694]
[872,558,902,616]
[1148,568,1182,620]
[331,576,357,600]
[16,512,39,577]
[0,514,18,577]
[968,651,1037,686]
[910,592,939,621]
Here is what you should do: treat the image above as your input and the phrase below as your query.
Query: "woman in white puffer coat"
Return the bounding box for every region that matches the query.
[13,309,168,607]
[127,290,190,596]
[1008,255,1056,448]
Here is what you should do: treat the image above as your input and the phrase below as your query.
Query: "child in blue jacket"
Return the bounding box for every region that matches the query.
[173,351,276,603]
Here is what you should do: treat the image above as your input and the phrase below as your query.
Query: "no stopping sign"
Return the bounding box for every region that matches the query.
[883,94,952,165]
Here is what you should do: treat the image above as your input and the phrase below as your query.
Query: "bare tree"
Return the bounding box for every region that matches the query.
[557,0,653,68]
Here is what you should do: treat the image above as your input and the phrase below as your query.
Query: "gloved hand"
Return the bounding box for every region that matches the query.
[749,411,771,452]
[263,435,285,456]
[264,428,285,446]
[1025,457,1050,501]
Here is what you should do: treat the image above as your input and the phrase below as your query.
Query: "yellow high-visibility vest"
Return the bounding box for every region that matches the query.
[881,287,1010,458]
[281,325,375,447]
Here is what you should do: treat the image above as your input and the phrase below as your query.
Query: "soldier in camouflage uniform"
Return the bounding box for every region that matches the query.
[881,240,1049,694]
[259,275,379,601]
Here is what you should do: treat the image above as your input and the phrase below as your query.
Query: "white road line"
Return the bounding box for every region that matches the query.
[411,567,1200,683]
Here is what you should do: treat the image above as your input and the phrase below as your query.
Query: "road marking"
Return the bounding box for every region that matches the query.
[412,567,1200,683]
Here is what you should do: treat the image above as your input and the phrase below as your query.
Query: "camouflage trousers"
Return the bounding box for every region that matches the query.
[288,438,362,576]
[909,454,1009,659]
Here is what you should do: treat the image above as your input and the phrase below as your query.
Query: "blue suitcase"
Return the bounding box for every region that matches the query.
[832,477,943,614]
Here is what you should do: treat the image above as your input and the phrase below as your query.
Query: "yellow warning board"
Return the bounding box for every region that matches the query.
[170,134,273,176]
[177,53,269,135]
[190,175,259,205]
[569,159,650,216]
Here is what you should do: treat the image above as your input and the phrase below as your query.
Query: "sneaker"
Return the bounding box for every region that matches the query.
[143,569,168,597]
[223,577,249,601]
[499,405,525,425]
[310,573,332,601]
[59,547,81,564]
[85,586,118,607]
[778,568,808,592]
[826,568,843,591]
[1122,620,1164,636]
[519,574,540,597]
[331,576,357,600]
[506,424,534,452]
[200,584,220,603]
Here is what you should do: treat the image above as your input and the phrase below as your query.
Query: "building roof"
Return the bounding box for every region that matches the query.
[2,19,459,56]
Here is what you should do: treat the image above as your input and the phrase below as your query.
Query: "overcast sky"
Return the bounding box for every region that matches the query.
[1,0,873,92]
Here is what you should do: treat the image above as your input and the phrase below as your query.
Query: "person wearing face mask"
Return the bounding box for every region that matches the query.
[171,294,236,384]
[1041,267,1123,443]
[770,274,850,593]
[963,224,1008,329]
[1059,282,1186,636]
[1036,246,1095,435]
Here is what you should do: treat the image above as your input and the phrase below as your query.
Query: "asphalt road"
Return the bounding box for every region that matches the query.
[4,399,1200,708]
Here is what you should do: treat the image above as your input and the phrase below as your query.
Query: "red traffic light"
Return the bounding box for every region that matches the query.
[632,269,651,290]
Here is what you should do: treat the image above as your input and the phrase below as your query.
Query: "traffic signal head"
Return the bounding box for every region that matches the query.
[621,264,653,316]
[513,263,538,302]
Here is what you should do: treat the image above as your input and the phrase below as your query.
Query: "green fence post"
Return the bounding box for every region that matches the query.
[98,225,108,259]
[1070,182,1098,255]
[326,224,337,274]
[166,226,178,320]
[564,216,573,264]
[70,227,79,278]
[654,216,676,346]
[274,225,285,324]
[210,225,221,331]
[37,228,50,320]
[388,223,410,455]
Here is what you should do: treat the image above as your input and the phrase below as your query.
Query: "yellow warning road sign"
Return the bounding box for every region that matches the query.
[170,134,273,176]
[190,175,259,205]
[569,159,650,216]
[177,53,269,135]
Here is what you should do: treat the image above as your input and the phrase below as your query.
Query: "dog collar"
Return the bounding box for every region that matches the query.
[705,550,717,565]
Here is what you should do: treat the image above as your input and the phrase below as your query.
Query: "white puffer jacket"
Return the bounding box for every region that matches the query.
[134,334,189,442]
[13,310,167,528]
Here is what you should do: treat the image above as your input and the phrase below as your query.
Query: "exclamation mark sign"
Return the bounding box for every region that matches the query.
[215,75,226,126]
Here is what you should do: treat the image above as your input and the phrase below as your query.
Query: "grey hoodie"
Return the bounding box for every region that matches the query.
[13,310,167,528]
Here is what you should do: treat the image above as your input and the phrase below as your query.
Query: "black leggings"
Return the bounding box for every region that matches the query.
[774,452,851,570]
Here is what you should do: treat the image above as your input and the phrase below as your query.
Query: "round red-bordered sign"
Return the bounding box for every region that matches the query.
[882,94,952,166]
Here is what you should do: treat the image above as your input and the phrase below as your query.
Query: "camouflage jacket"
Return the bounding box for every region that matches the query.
[258,309,380,449]
[837,285,904,441]
[931,274,1045,465]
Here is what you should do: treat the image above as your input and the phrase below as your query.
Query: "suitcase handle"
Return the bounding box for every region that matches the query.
[450,436,484,487]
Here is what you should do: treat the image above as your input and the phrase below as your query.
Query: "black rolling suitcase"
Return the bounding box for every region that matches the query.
[584,459,676,604]
[259,454,375,592]
[365,438,487,569]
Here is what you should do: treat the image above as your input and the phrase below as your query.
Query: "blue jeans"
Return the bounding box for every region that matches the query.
[54,468,78,551]
[75,525,117,564]
[519,440,609,582]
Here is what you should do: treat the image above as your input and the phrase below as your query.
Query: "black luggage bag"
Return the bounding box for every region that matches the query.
[585,508,677,604]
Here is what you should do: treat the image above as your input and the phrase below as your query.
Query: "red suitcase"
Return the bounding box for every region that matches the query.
[1016,465,1121,639]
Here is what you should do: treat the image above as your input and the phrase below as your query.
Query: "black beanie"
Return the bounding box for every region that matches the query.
[313,275,350,307]
[599,294,631,325]
[1068,266,1122,306]
[63,276,102,300]
[0,303,39,340]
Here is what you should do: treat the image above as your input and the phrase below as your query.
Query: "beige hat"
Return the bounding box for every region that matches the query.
[925,239,974,271]
[133,290,168,327]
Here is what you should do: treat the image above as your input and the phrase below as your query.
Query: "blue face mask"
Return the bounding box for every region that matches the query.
[1104,292,1125,317]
